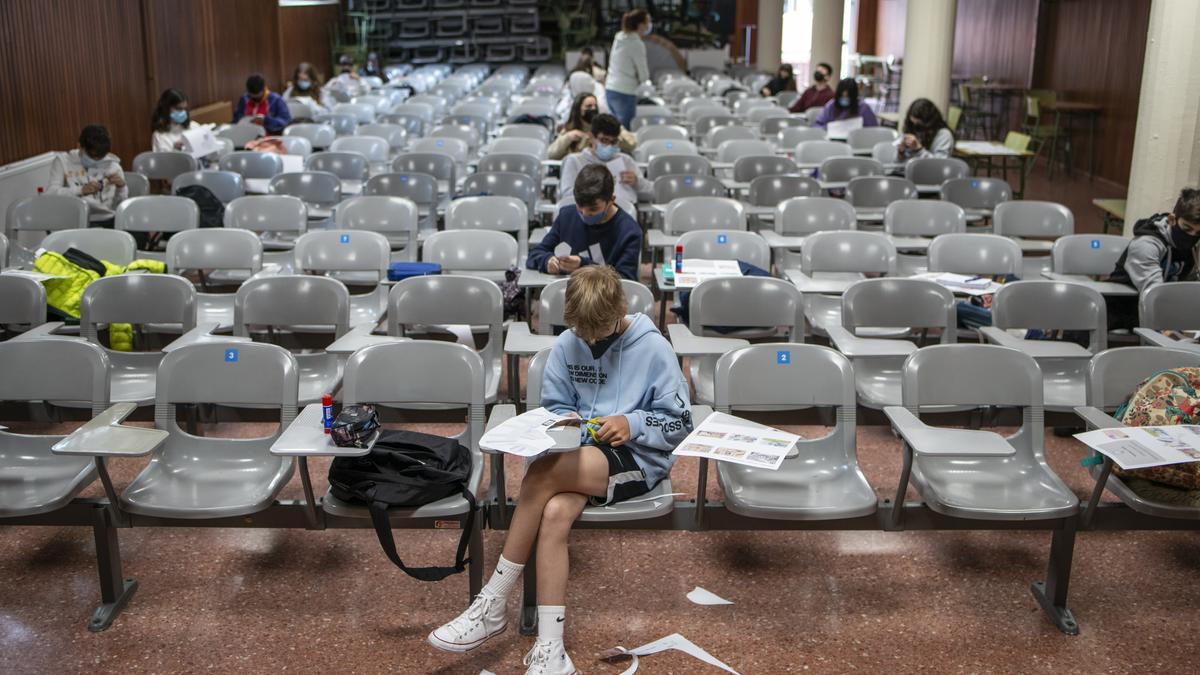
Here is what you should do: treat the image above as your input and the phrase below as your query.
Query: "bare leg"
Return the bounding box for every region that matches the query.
[500,446,609,565]
[535,492,589,606]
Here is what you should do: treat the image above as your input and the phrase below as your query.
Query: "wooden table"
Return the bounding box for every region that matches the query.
[1092,198,1126,235]
[1043,101,1102,180]
[953,141,1036,198]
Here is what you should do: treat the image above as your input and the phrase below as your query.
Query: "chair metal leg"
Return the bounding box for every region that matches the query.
[519,553,538,635]
[88,506,137,632]
[1030,517,1080,636]
[468,510,484,600]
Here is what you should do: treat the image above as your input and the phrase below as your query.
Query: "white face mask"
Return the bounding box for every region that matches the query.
[642,23,653,36]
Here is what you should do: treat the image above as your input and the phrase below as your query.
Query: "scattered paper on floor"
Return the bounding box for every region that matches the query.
[599,633,740,674]
[686,586,734,605]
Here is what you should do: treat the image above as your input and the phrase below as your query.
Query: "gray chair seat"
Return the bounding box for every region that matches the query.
[1041,357,1088,412]
[121,437,294,518]
[296,352,344,406]
[349,286,389,327]
[806,294,908,339]
[54,352,161,408]
[854,357,904,409]
[718,455,876,520]
[911,454,1077,521]
[579,478,675,522]
[0,434,96,517]
[197,294,236,332]
[322,487,474,520]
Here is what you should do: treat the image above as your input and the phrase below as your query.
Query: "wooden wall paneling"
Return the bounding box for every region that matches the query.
[855,0,878,56]
[873,0,906,59]
[952,0,1039,87]
[278,2,341,86]
[732,0,758,65]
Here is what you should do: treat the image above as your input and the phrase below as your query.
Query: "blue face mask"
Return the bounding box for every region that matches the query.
[838,96,851,107]
[578,202,611,226]
[80,154,99,169]
[169,109,188,124]
[594,142,618,161]
[296,79,312,91]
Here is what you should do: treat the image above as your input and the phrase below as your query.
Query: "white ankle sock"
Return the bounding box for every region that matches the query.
[480,555,524,599]
[537,605,565,642]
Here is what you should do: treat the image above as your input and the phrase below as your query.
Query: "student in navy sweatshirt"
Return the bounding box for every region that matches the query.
[232,73,291,135]
[526,164,643,281]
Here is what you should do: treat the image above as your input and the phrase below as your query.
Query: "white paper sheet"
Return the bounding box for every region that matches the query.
[910,271,1004,296]
[956,140,1022,156]
[673,411,799,470]
[182,127,222,159]
[686,586,734,605]
[825,116,864,140]
[599,633,740,675]
[1075,425,1200,470]
[480,407,571,457]
[553,242,572,258]
[1,269,65,282]
[280,154,306,173]
[671,258,743,289]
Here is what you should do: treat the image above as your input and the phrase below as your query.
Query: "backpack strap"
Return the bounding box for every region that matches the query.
[366,488,476,582]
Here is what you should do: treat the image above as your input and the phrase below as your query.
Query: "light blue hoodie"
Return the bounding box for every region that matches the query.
[541,313,693,487]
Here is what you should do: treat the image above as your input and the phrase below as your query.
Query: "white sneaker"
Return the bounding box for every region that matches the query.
[427,593,507,653]
[523,639,576,675]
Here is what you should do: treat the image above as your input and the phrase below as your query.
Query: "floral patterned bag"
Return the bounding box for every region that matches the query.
[1112,368,1200,490]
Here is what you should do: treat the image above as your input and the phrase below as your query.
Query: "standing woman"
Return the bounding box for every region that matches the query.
[605,9,652,130]
[151,89,192,152]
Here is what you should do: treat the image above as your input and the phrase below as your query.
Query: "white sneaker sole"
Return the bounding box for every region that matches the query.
[426,623,507,653]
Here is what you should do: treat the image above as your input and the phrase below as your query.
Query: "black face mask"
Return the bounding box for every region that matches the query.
[1170,224,1200,251]
[588,324,622,360]
[581,108,597,124]
[814,71,826,83]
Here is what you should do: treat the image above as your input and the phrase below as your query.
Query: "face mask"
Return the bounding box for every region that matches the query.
[594,142,618,161]
[814,71,826,83]
[588,327,622,360]
[170,109,188,124]
[1170,224,1200,250]
[578,201,611,225]
[341,67,352,74]
[296,79,312,91]
[581,108,597,124]
[642,24,652,36]
[838,96,851,107]
[80,154,99,169]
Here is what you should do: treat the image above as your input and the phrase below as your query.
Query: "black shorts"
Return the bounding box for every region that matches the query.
[588,445,652,507]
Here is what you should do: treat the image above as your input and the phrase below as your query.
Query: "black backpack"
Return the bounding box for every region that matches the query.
[175,185,225,228]
[328,430,476,581]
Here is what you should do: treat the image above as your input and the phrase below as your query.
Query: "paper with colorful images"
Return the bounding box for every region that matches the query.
[1074,425,1200,470]
[910,271,1004,297]
[671,258,743,289]
[825,116,864,140]
[480,407,571,457]
[672,411,799,470]
[686,586,734,605]
[599,633,740,675]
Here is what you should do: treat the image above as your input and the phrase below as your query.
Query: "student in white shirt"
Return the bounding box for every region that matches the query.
[151,88,192,153]
[559,113,650,210]
[327,54,369,99]
[895,97,955,161]
[282,62,333,117]
[48,125,128,227]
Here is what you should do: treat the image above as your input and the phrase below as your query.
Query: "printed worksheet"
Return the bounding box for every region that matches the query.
[672,412,799,470]
[825,116,864,140]
[671,258,743,289]
[480,407,572,457]
[1074,425,1200,470]
[181,126,221,159]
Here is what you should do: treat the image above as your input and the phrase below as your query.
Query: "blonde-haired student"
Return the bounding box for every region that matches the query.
[428,265,693,675]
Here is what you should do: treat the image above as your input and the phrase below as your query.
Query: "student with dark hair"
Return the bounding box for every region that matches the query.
[151,88,192,152]
[548,93,635,160]
[233,73,291,134]
[429,264,691,675]
[48,125,128,226]
[527,164,643,281]
[328,54,369,98]
[896,97,954,160]
[359,51,388,83]
[283,62,333,116]
[606,8,652,129]
[812,77,879,129]
[761,63,797,97]
[573,46,606,81]
[789,62,835,112]
[558,113,650,209]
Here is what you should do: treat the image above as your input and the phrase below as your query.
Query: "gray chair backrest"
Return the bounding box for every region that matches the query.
[0,232,5,268]
[761,114,806,137]
[166,228,263,274]
[777,126,827,148]
[664,197,746,234]
[293,229,390,281]
[636,139,699,162]
[219,151,284,179]
[1051,234,1128,276]
[278,134,313,157]
[224,195,308,234]
[902,343,1043,414]
[993,201,1074,239]
[991,280,1107,352]
[715,140,774,163]
[927,233,1022,275]
[749,175,821,206]
[638,124,690,143]
[42,228,137,266]
[216,124,266,148]
[335,195,419,256]
[412,137,470,164]
[646,155,712,180]
[499,124,551,143]
[795,140,852,164]
[115,195,199,233]
[125,171,150,197]
[387,275,503,370]
[284,123,337,150]
[173,170,246,204]
[357,123,408,150]
[428,125,482,151]
[269,171,342,206]
[132,151,199,182]
[460,173,538,213]
[820,157,884,183]
[715,343,855,414]
[844,176,918,208]
[364,172,439,206]
[652,174,727,202]
[1087,347,1200,410]
[334,102,377,124]
[0,339,110,415]
[8,195,88,234]
[155,342,298,421]
[0,275,47,328]
[801,231,896,274]
[705,125,758,148]
[678,230,770,270]
[535,279,656,334]
[884,200,966,237]
[775,197,857,236]
[842,278,956,341]
[846,127,898,153]
[1139,282,1200,331]
[477,153,541,182]
[422,230,518,271]
[80,274,197,342]
[904,157,970,186]
[490,137,547,159]
[393,153,457,187]
[689,276,805,339]
[693,114,738,139]
[445,196,528,246]
[306,152,369,181]
[731,155,799,183]
[234,275,350,337]
[314,113,357,136]
[331,136,391,162]
[342,341,485,454]
[939,177,1012,210]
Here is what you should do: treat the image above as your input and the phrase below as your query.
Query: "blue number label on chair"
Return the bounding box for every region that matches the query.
[666,142,674,149]
[436,139,444,146]
[971,179,979,188]
[400,175,409,183]
[340,234,350,244]
[717,234,728,244]
[1091,239,1100,249]
[777,350,791,365]
[224,349,239,363]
